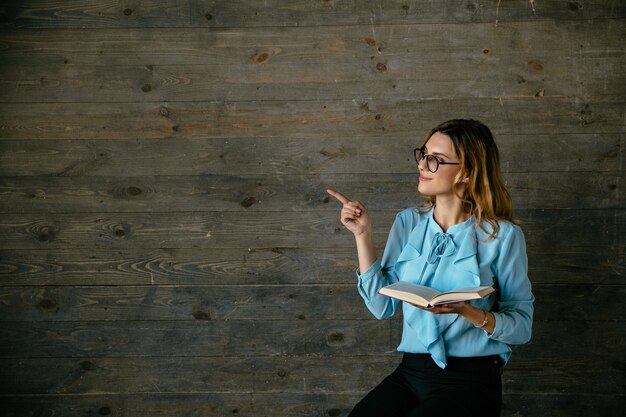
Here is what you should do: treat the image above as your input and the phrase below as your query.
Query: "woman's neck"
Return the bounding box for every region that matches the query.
[433,197,469,232]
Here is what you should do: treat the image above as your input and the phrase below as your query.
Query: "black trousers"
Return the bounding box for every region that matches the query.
[348,353,502,417]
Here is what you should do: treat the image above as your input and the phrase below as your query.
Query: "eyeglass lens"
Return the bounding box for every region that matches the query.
[415,149,440,172]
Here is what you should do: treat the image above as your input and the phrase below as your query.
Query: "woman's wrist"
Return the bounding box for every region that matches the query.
[460,305,495,334]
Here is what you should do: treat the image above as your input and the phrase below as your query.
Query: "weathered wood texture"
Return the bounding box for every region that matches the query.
[0,1,624,416]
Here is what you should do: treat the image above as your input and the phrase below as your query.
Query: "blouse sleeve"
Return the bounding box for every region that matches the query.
[355,210,408,320]
[489,224,534,345]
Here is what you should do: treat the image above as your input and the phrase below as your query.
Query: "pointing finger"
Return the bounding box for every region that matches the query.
[326,188,351,205]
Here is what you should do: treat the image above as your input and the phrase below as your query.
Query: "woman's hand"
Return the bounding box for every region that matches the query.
[412,301,467,315]
[326,188,377,273]
[326,188,372,237]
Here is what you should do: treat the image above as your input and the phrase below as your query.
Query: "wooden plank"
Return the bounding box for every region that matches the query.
[1,55,623,103]
[0,319,403,358]
[0,355,400,395]
[0,284,373,322]
[0,171,622,213]
[0,134,621,176]
[0,320,622,360]
[0,22,623,78]
[527,246,625,285]
[1,1,623,29]
[1,22,622,66]
[1,392,622,417]
[1,240,622,287]
[0,99,623,142]
[0,247,362,286]
[0,283,622,322]
[0,209,622,250]
[0,353,622,396]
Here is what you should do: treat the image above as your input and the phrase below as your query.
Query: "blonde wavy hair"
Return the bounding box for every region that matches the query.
[420,119,516,239]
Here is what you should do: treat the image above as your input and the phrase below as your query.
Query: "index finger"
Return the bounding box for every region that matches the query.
[326,188,351,204]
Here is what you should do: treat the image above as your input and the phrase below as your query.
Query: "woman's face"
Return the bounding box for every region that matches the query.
[417,132,462,198]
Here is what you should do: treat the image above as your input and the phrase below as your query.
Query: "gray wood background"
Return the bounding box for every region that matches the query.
[0,1,624,416]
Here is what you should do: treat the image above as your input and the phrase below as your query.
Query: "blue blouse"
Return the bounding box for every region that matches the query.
[357,207,534,369]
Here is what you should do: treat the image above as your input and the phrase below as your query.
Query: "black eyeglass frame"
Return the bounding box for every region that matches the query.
[413,147,461,173]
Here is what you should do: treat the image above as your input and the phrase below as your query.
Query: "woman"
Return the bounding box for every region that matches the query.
[327,119,534,417]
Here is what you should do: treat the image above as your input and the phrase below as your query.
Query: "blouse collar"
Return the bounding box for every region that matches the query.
[398,208,480,280]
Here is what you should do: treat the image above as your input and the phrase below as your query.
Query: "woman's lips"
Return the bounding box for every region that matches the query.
[419,176,431,181]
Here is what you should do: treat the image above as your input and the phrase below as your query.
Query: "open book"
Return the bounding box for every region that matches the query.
[378,281,495,308]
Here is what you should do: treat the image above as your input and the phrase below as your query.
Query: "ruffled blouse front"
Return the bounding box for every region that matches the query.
[356,207,534,369]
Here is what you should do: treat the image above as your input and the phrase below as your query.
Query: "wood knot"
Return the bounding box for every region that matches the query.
[113,224,131,239]
[141,83,152,92]
[240,196,257,208]
[376,62,387,72]
[327,332,345,344]
[363,37,376,47]
[36,298,58,313]
[99,407,111,415]
[568,1,583,11]
[580,104,592,115]
[81,360,94,371]
[123,8,132,16]
[159,106,170,117]
[527,60,543,72]
[250,52,271,65]
[205,13,213,20]
[127,186,142,196]
[37,226,57,243]
[277,369,288,377]
[192,310,211,320]
[320,148,347,158]
[327,409,342,417]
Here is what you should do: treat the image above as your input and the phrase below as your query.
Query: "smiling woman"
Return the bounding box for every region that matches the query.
[327,119,534,417]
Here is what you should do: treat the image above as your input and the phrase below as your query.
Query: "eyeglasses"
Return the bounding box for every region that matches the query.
[413,147,460,173]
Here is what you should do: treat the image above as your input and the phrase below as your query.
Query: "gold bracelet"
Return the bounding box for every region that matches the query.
[474,310,488,328]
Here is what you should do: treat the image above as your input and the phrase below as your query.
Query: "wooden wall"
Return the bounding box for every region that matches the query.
[0,1,624,416]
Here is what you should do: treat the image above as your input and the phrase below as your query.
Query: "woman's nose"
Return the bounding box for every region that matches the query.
[418,156,427,171]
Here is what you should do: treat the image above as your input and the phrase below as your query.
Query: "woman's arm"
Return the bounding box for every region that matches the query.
[488,224,534,344]
[327,189,402,319]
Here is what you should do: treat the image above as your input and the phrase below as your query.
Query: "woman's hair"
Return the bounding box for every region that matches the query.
[420,119,516,239]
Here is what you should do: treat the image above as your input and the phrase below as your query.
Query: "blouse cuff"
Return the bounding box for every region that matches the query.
[488,311,503,339]
[356,259,382,283]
